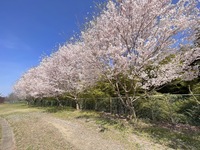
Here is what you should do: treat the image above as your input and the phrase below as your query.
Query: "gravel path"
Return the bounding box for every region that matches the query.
[0,118,16,150]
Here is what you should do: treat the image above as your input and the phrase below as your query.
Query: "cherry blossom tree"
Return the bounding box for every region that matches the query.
[13,67,39,103]
[145,47,200,89]
[52,42,99,109]
[14,0,199,118]
[81,0,200,119]
[14,41,99,108]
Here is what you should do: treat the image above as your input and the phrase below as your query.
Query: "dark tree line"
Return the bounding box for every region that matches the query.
[0,96,5,103]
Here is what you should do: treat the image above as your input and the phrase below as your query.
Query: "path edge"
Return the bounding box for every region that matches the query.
[0,117,16,150]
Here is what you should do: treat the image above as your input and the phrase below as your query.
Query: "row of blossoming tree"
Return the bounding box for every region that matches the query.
[14,0,200,119]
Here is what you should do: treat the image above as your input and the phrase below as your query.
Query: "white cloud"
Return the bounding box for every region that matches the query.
[0,34,32,52]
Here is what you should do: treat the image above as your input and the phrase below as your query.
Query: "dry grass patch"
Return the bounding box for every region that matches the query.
[6,113,76,150]
[0,104,76,149]
[1,104,199,150]
[46,107,169,150]
[46,107,200,150]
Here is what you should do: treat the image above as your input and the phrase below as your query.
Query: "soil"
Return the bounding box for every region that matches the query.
[0,118,16,150]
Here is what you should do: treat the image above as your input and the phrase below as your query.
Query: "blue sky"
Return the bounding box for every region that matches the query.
[0,0,106,96]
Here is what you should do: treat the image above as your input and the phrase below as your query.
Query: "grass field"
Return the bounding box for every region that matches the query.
[0,103,40,117]
[0,103,199,150]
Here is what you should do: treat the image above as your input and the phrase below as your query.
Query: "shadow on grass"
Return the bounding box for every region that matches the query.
[75,112,127,131]
[75,111,200,149]
[27,105,200,149]
[76,114,96,119]
[136,124,200,150]
[75,112,118,124]
[46,107,76,113]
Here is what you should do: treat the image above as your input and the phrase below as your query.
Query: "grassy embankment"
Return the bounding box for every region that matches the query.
[0,103,199,150]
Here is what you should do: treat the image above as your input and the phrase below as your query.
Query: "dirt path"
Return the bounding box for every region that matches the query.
[3,112,125,150]
[1,112,169,150]
[5,112,76,150]
[45,117,125,150]
[4,112,127,150]
[0,118,16,150]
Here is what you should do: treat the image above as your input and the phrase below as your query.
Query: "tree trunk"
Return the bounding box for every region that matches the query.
[127,106,137,121]
[110,98,113,114]
[56,97,63,107]
[118,96,137,121]
[33,99,36,105]
[26,100,30,105]
[75,97,80,110]
[76,101,80,110]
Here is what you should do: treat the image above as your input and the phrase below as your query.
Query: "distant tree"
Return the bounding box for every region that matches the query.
[5,93,19,103]
[0,94,5,104]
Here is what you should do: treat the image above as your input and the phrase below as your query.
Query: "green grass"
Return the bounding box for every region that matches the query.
[44,106,200,150]
[1,104,199,149]
[0,103,42,117]
[136,125,200,150]
[45,106,120,128]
